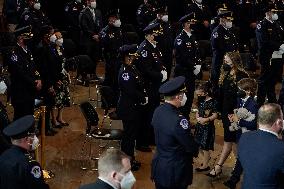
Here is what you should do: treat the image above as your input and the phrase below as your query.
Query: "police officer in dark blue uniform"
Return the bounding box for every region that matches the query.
[100,10,123,93]
[8,26,42,120]
[136,0,158,39]
[135,22,167,151]
[151,76,199,189]
[17,0,50,50]
[64,0,85,48]
[211,10,238,94]
[185,0,212,40]
[117,44,147,171]
[174,13,202,120]
[150,5,174,79]
[0,115,49,189]
[256,5,284,107]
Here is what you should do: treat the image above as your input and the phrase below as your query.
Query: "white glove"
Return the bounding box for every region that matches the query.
[280,44,284,51]
[193,65,201,75]
[0,81,7,94]
[161,70,167,82]
[141,97,148,105]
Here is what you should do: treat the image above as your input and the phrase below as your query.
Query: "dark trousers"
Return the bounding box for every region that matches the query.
[257,58,282,106]
[121,119,139,158]
[229,158,243,184]
[211,54,222,94]
[278,77,284,112]
[13,101,34,121]
[81,40,100,76]
[155,183,187,189]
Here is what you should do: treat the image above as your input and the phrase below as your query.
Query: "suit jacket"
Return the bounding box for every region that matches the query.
[79,179,114,189]
[79,7,102,43]
[238,130,284,189]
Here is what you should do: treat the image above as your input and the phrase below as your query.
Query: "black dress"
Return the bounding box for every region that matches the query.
[219,71,249,142]
[194,98,217,151]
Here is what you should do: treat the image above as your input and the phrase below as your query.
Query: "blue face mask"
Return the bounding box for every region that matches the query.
[119,171,136,189]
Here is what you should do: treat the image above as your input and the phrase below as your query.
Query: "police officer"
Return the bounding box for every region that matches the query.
[135,22,167,150]
[64,0,85,48]
[0,115,49,189]
[17,0,50,50]
[151,6,174,79]
[99,10,123,93]
[117,44,147,171]
[2,0,27,32]
[185,0,212,40]
[79,0,103,80]
[211,11,238,94]
[151,76,199,189]
[256,5,284,107]
[8,26,42,120]
[136,0,158,39]
[174,13,202,120]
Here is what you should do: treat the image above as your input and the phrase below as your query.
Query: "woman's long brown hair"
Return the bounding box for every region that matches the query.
[218,51,248,85]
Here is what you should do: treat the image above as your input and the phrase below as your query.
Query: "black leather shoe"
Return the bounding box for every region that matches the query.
[53,123,63,129]
[195,166,210,172]
[223,180,236,189]
[136,146,152,152]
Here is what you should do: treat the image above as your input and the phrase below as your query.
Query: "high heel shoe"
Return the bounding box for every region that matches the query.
[206,164,222,178]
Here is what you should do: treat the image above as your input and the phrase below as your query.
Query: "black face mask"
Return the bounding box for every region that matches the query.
[223,64,232,72]
[237,88,247,98]
[198,96,206,103]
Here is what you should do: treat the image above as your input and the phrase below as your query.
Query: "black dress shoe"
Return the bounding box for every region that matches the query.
[195,166,210,172]
[53,123,63,129]
[223,180,236,189]
[136,146,152,152]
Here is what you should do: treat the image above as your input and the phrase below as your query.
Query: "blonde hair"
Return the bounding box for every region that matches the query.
[219,52,248,85]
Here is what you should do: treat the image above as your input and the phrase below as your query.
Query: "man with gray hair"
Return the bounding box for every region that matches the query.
[79,148,136,189]
[238,103,284,189]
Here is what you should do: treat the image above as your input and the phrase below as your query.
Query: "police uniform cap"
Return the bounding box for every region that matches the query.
[263,3,278,13]
[159,76,186,96]
[179,13,197,23]
[217,11,234,20]
[3,115,36,139]
[119,44,138,57]
[216,3,228,11]
[156,5,167,14]
[143,22,161,34]
[14,25,33,38]
[107,9,119,18]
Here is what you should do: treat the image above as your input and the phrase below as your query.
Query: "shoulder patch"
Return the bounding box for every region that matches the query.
[24,14,29,21]
[212,32,218,38]
[176,38,182,46]
[65,6,69,12]
[11,54,18,62]
[141,50,147,58]
[122,73,129,81]
[137,9,141,15]
[31,166,41,178]
[257,24,261,30]
[180,119,189,129]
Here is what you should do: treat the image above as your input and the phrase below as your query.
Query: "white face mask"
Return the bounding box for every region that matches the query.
[56,38,64,46]
[195,0,202,4]
[50,34,57,43]
[113,19,121,27]
[225,21,233,29]
[180,93,187,107]
[120,171,136,189]
[76,0,82,3]
[161,15,169,22]
[0,81,7,94]
[33,3,41,10]
[272,13,278,21]
[29,136,40,151]
[90,1,96,9]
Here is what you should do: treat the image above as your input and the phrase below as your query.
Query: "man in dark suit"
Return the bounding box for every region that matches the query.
[79,0,103,79]
[79,148,136,189]
[238,103,284,189]
[151,76,199,189]
[8,26,42,120]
